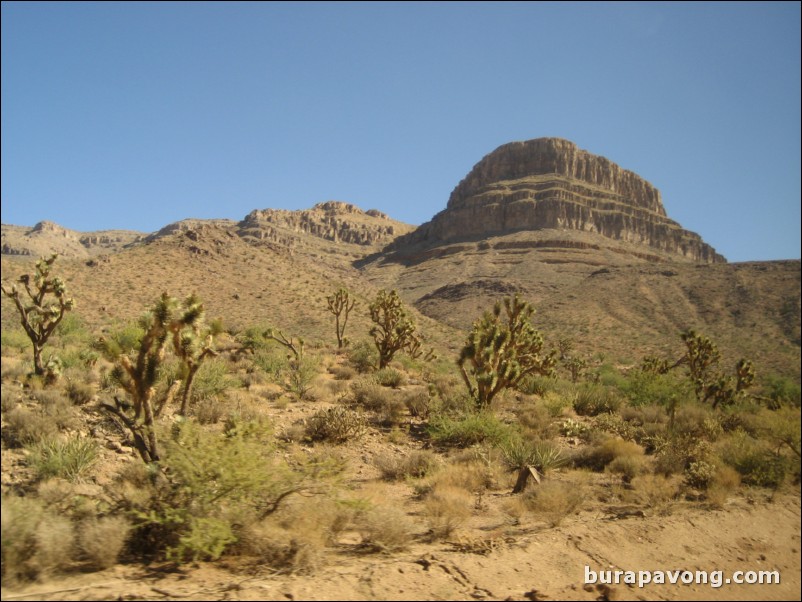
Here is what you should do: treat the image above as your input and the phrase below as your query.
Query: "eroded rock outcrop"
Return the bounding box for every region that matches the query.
[237,201,413,248]
[394,138,724,263]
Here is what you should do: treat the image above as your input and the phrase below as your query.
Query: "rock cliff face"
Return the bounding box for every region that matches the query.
[396,138,724,263]
[1,221,143,258]
[237,201,413,248]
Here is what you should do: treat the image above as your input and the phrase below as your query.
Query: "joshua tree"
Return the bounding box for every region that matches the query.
[98,293,178,463]
[1,254,75,377]
[170,294,221,416]
[326,287,355,349]
[458,295,556,408]
[369,289,416,369]
[98,293,219,462]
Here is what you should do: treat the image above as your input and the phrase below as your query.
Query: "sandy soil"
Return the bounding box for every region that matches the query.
[3,492,799,602]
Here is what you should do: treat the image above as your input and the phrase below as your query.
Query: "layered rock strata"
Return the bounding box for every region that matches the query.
[395,138,724,263]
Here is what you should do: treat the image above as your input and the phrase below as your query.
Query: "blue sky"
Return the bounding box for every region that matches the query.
[2,2,799,262]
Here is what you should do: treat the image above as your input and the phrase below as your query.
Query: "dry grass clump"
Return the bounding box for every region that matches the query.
[574,437,645,473]
[519,479,585,526]
[1,495,74,584]
[374,450,440,481]
[704,465,741,508]
[77,517,131,570]
[305,406,367,443]
[356,505,415,553]
[631,474,683,512]
[25,434,99,482]
[423,484,472,540]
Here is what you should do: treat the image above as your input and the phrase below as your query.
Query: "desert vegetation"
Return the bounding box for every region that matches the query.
[1,255,799,589]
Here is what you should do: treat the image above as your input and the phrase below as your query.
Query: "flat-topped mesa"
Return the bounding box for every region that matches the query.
[407,138,725,264]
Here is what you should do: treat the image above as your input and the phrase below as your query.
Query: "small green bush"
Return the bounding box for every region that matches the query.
[348,340,379,373]
[573,384,621,416]
[428,413,516,448]
[719,430,787,488]
[26,435,98,482]
[375,367,406,388]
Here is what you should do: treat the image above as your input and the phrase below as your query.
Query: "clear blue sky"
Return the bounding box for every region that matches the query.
[2,2,799,262]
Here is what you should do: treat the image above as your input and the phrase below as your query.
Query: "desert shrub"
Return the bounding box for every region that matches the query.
[77,516,130,570]
[754,406,801,461]
[517,374,552,396]
[375,367,406,388]
[357,506,414,552]
[403,388,434,418]
[428,412,516,448]
[65,380,94,405]
[191,358,237,404]
[25,435,99,482]
[593,413,639,441]
[624,370,689,407]
[194,397,226,425]
[1,357,29,382]
[631,474,682,510]
[121,419,338,563]
[520,480,584,526]
[351,377,405,425]
[762,375,801,408]
[574,437,644,472]
[653,434,712,477]
[541,390,573,417]
[238,519,327,574]
[348,339,379,373]
[705,465,741,508]
[305,407,367,444]
[718,430,787,488]
[423,484,472,540]
[375,450,440,481]
[3,406,59,447]
[573,384,621,416]
[559,417,592,441]
[1,495,75,584]
[330,364,356,381]
[607,454,647,481]
[252,348,286,380]
[514,398,556,439]
[500,438,566,474]
[1,329,31,355]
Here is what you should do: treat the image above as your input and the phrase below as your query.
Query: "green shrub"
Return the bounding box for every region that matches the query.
[624,370,690,407]
[348,340,379,373]
[121,419,334,563]
[1,329,30,355]
[573,384,621,416]
[376,367,406,388]
[26,435,98,482]
[762,375,801,408]
[500,438,566,473]
[403,389,434,418]
[77,517,130,570]
[428,413,516,448]
[191,358,238,404]
[719,430,787,488]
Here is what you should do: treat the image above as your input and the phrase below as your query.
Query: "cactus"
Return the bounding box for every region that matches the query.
[326,287,355,349]
[1,254,75,377]
[458,295,556,408]
[369,289,417,369]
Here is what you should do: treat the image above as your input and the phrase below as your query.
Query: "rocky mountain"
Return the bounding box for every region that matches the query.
[1,221,143,258]
[387,138,723,264]
[1,140,799,379]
